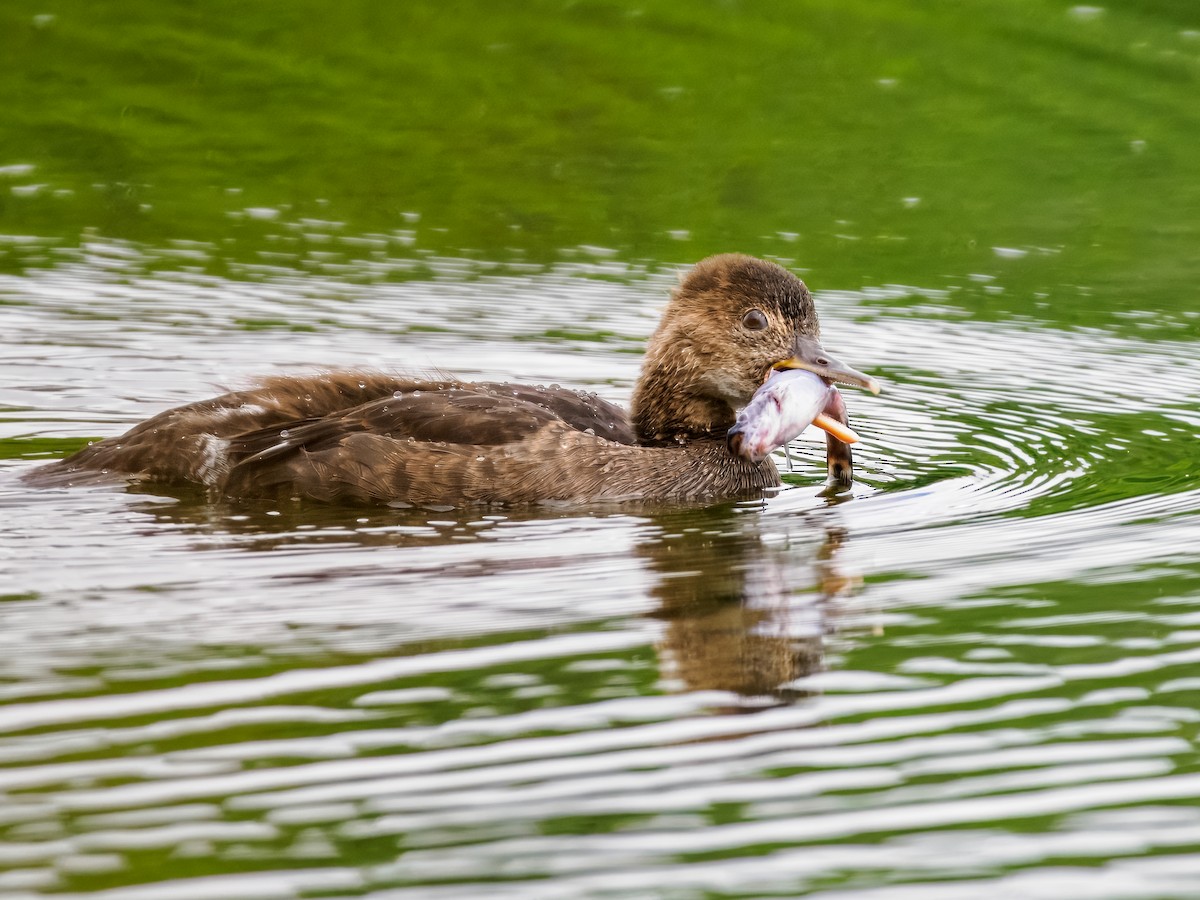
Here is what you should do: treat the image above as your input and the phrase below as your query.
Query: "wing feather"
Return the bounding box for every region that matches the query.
[27,371,639,497]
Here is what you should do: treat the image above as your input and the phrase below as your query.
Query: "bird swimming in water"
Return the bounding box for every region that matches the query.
[26,254,880,506]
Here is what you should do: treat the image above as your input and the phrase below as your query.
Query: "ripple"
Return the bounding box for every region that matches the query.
[4,256,1200,899]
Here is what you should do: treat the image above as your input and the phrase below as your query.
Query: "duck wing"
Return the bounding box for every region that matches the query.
[229,387,565,464]
[220,383,636,502]
[26,373,634,494]
[480,384,634,445]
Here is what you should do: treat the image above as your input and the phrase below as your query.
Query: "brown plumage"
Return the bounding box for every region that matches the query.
[26,254,877,506]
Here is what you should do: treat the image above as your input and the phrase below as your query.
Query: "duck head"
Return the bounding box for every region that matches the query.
[631,254,878,457]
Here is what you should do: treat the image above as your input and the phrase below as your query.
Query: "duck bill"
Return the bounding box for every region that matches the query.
[773,335,881,395]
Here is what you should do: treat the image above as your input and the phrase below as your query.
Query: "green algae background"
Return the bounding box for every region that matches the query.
[2,0,1199,328]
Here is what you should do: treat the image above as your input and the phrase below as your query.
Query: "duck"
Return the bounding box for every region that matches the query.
[26,254,879,506]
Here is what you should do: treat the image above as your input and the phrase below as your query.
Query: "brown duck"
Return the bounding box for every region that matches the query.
[28,254,879,505]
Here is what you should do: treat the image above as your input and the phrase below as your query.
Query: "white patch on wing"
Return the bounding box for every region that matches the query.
[196,433,230,486]
[212,404,269,421]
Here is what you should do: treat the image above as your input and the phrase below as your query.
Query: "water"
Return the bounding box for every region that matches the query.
[3,2,1200,898]
[4,251,1198,898]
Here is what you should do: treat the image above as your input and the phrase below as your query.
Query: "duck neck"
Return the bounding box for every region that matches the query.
[631,360,736,447]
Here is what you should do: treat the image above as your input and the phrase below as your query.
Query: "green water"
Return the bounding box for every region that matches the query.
[3,2,1200,898]
[4,1,1200,325]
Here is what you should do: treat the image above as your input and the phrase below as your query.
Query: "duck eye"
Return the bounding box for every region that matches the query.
[741,309,768,331]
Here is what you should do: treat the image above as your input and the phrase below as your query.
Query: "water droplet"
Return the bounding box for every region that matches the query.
[279,429,290,438]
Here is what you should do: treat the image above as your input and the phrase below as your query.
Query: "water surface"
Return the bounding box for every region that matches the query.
[3,2,1200,898]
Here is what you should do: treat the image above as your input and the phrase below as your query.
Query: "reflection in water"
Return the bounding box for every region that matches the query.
[119,494,864,704]
[3,250,1200,898]
[645,507,854,701]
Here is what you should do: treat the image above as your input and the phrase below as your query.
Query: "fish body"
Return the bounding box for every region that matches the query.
[727,369,857,464]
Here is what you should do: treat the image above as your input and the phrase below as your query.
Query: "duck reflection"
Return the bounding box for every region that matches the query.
[122,487,858,703]
[644,505,855,702]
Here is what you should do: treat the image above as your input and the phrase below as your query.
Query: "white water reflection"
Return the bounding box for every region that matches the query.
[3,250,1200,898]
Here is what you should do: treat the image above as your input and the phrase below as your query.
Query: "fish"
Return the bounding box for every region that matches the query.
[726,368,860,464]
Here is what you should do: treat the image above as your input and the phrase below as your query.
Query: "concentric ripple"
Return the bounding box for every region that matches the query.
[2,250,1200,899]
